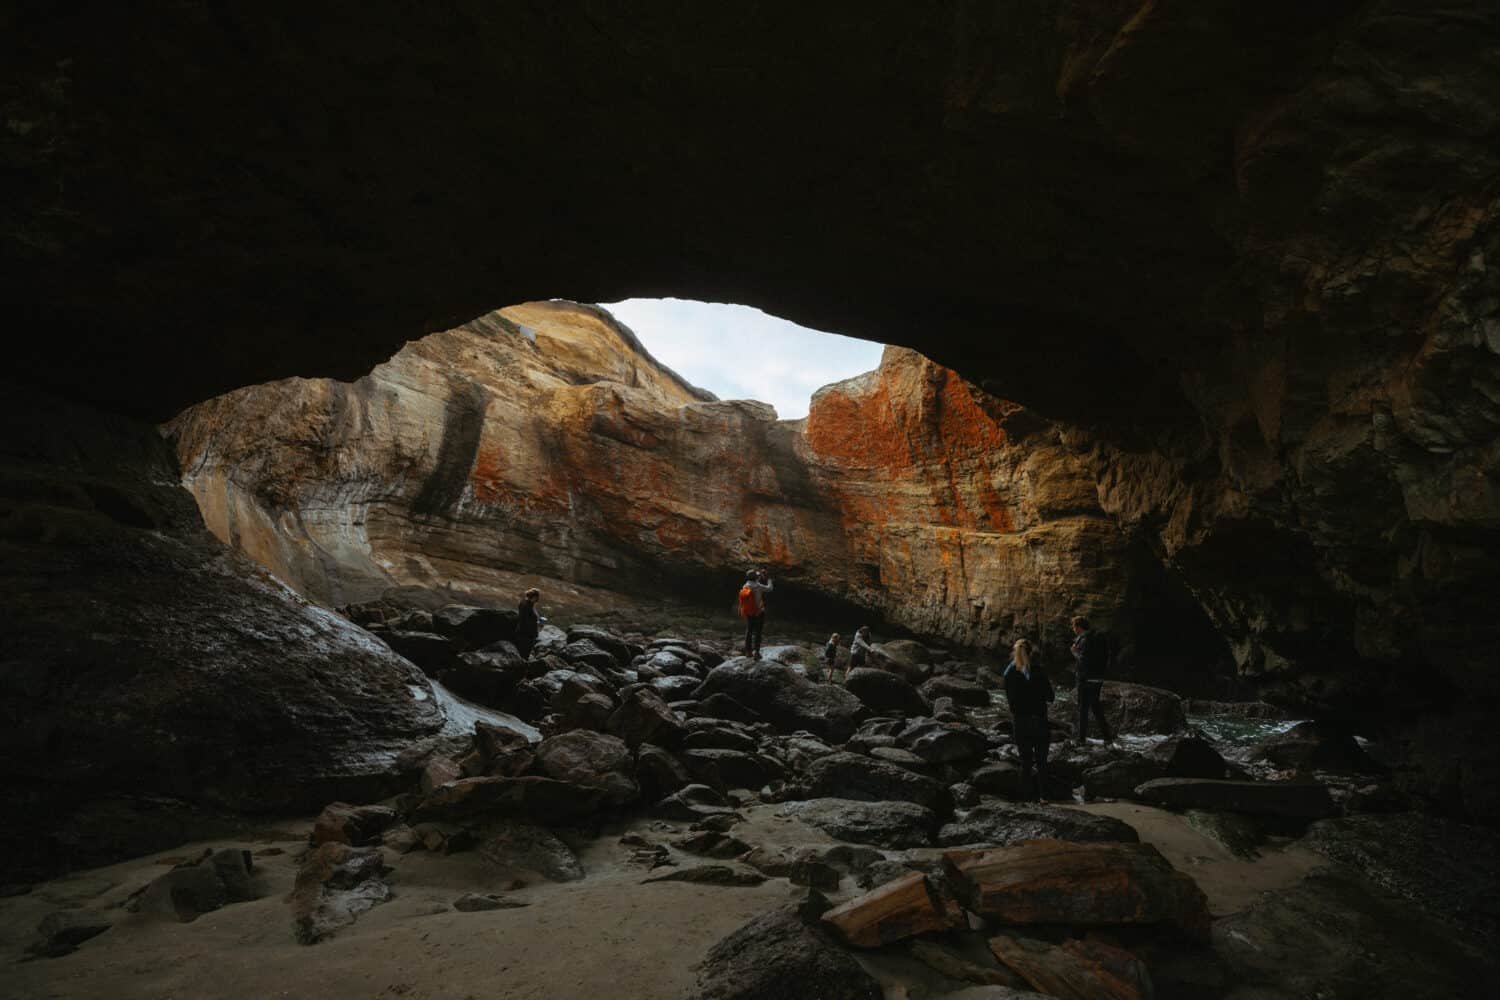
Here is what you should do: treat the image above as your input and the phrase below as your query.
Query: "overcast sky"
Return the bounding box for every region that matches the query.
[600,298,884,420]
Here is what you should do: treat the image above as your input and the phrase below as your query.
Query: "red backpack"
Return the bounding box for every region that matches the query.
[737,584,758,618]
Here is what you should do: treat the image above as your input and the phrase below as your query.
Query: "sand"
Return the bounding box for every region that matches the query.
[2,802,1321,999]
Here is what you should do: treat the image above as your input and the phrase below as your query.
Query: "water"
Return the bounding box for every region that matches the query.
[1189,714,1302,752]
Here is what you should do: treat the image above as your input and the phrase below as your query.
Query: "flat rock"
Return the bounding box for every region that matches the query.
[1134,777,1338,819]
[937,803,1140,848]
[800,752,950,814]
[943,839,1210,941]
[694,658,863,743]
[643,865,767,887]
[479,821,584,882]
[453,891,528,912]
[694,904,883,1000]
[289,842,390,945]
[779,798,937,849]
[25,909,112,958]
[921,675,993,707]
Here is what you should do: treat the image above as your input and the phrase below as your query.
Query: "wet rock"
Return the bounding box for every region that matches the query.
[951,781,981,808]
[474,720,536,777]
[413,775,605,824]
[899,720,990,763]
[444,647,527,705]
[779,798,937,849]
[479,821,584,882]
[822,871,965,947]
[126,848,257,922]
[566,691,616,731]
[683,726,759,753]
[289,842,391,945]
[988,934,1152,1000]
[1135,777,1338,820]
[921,675,993,707]
[694,658,863,743]
[567,626,632,666]
[694,693,763,724]
[607,684,687,750]
[1213,869,1491,998]
[1099,682,1186,735]
[643,865,767,887]
[844,668,930,716]
[453,891,528,912]
[1080,758,1168,800]
[381,824,421,853]
[431,605,519,647]
[386,630,460,673]
[683,748,786,793]
[420,755,463,794]
[311,802,398,846]
[674,831,753,859]
[937,803,1139,848]
[653,784,741,823]
[869,746,936,773]
[25,909,112,958]
[1145,734,1229,779]
[800,752,951,814]
[694,903,883,1000]
[534,730,638,806]
[944,839,1210,941]
[1184,810,1263,858]
[561,638,621,673]
[411,822,475,854]
[1251,721,1383,774]
[651,675,702,701]
[908,938,1027,990]
[636,743,692,802]
[970,762,1024,798]
[869,640,934,683]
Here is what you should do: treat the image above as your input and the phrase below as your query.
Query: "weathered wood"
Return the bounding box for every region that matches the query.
[821,871,965,947]
[943,839,1210,941]
[989,933,1154,1000]
[908,937,1026,989]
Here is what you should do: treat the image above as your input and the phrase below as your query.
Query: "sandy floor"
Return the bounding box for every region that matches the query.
[3,802,1321,999]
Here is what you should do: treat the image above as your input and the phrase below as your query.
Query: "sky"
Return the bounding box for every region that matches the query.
[600,298,885,420]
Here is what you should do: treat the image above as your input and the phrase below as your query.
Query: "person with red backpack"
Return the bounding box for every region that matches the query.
[737,569,773,658]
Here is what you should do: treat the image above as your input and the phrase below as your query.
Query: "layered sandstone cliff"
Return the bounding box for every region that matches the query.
[167,302,1209,674]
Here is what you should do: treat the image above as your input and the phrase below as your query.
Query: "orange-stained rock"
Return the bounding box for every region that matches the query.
[821,871,965,948]
[943,839,1211,941]
[165,301,1152,657]
[988,934,1153,1000]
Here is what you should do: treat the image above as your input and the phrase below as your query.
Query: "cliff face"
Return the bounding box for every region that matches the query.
[168,303,1202,674]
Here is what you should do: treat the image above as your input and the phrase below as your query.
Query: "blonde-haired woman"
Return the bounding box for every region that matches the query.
[1004,638,1055,803]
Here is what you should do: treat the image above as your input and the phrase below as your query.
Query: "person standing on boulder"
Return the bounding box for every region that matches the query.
[1071,615,1114,743]
[1004,638,1054,802]
[823,632,842,683]
[849,626,873,670]
[738,570,773,658]
[516,588,545,657]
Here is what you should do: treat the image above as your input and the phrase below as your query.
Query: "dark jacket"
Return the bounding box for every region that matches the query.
[1004,661,1055,719]
[516,600,539,643]
[1072,629,1109,682]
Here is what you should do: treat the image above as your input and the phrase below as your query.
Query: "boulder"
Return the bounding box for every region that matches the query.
[869,746,937,773]
[652,674,703,701]
[25,909,112,958]
[566,626,633,665]
[779,798,938,849]
[474,720,536,777]
[937,803,1140,848]
[674,831,753,859]
[420,755,463,793]
[566,692,616,731]
[801,752,951,814]
[289,842,391,945]
[970,762,1024,797]
[453,892,528,912]
[822,871,966,947]
[635,744,692,802]
[1146,734,1230,779]
[443,646,527,705]
[431,605,519,647]
[527,624,570,658]
[944,840,1210,941]
[561,639,621,673]
[1134,778,1338,819]
[693,904,883,1000]
[1251,721,1383,774]
[652,784,741,823]
[869,640,934,683]
[684,726,759,753]
[694,693,763,724]
[1081,758,1167,800]
[311,803,398,846]
[1099,682,1186,735]
[898,719,990,763]
[385,630,460,673]
[479,821,584,882]
[988,934,1153,1000]
[414,775,605,823]
[534,730,638,806]
[683,748,786,792]
[607,684,687,750]
[694,658,863,743]
[921,675,993,707]
[844,668,930,716]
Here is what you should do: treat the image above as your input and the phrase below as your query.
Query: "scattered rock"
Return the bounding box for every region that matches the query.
[1251,721,1383,774]
[693,903,883,1000]
[311,802,398,846]
[289,842,391,945]
[1146,734,1230,778]
[800,752,950,814]
[381,824,421,853]
[675,831,753,859]
[420,755,463,794]
[1080,758,1168,800]
[1185,810,1263,858]
[908,937,1026,989]
[779,798,937,849]
[444,646,528,705]
[822,871,966,947]
[24,909,111,958]
[921,675,993,707]
[937,803,1140,848]
[899,719,990,763]
[479,821,585,882]
[653,784,742,823]
[844,668,930,716]
[636,743,692,802]
[988,934,1153,1000]
[868,640,934,683]
[453,891,528,912]
[683,748,786,792]
[643,865,767,887]
[694,658,863,743]
[533,730,639,806]
[944,839,1210,941]
[607,684,687,750]
[431,605,519,647]
[1098,682,1186,735]
[414,775,605,824]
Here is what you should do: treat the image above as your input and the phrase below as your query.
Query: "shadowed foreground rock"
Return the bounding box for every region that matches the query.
[289,842,391,945]
[693,659,864,744]
[944,840,1211,941]
[1135,778,1338,820]
[778,798,938,849]
[694,902,882,1000]
[937,804,1141,848]
[988,934,1153,1000]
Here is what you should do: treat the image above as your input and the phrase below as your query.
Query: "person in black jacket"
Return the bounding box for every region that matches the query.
[1071,615,1114,742]
[1003,638,1055,803]
[516,588,545,656]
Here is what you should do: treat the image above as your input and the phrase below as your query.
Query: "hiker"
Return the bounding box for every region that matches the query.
[822,632,842,683]
[516,588,546,656]
[1004,637,1055,803]
[738,569,773,658]
[1071,615,1114,742]
[849,626,873,670]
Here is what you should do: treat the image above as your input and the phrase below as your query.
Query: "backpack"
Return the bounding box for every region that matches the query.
[737,584,758,618]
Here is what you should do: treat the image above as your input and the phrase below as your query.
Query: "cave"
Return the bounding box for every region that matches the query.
[3,3,1498,995]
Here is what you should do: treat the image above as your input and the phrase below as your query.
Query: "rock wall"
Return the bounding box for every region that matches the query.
[167,302,1217,677]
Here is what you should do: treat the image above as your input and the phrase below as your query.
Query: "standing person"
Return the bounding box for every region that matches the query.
[1071,615,1114,743]
[516,588,546,657]
[1004,638,1055,803]
[822,632,842,683]
[849,626,873,670]
[738,569,773,658]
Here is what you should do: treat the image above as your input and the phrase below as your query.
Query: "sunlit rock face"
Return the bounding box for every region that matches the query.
[167,302,1201,672]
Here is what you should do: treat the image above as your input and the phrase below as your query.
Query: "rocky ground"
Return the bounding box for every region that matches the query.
[6,608,1496,999]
